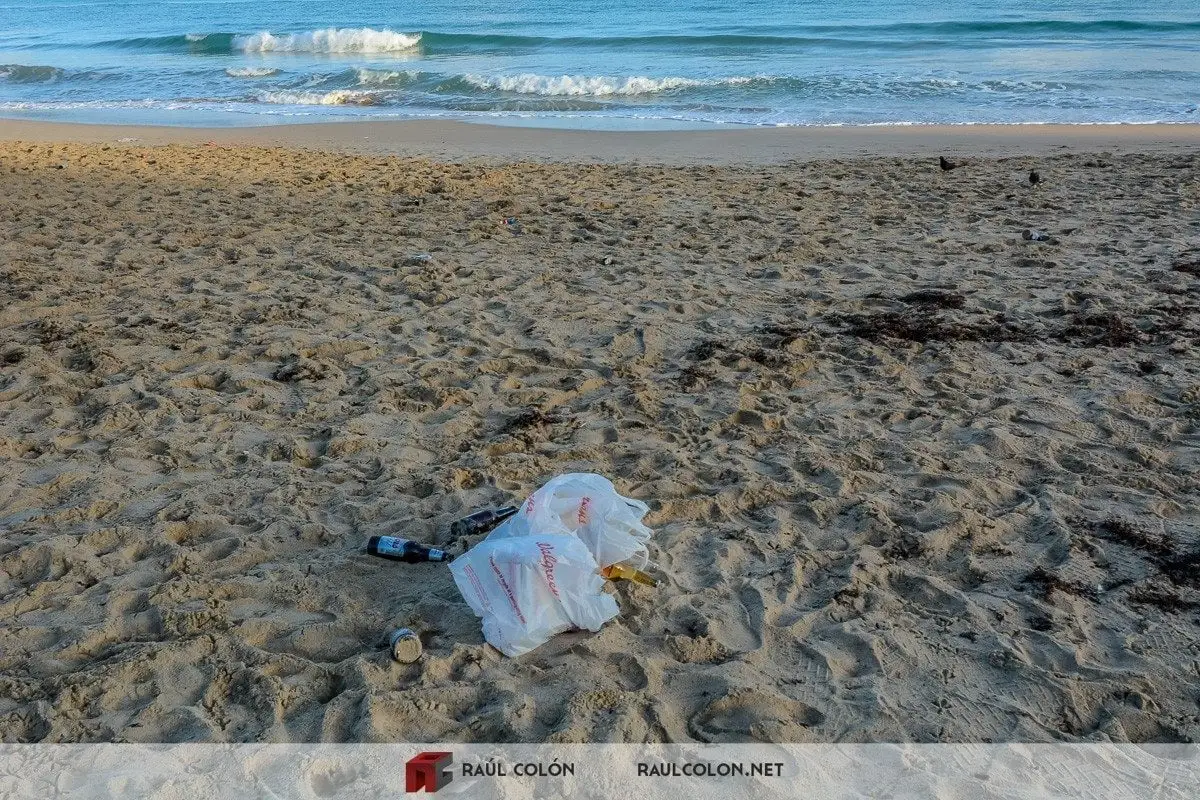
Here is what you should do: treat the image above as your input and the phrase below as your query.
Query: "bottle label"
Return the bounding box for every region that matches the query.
[375,536,410,557]
[428,548,446,561]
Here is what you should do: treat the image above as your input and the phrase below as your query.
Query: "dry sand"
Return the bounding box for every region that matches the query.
[0,123,1198,744]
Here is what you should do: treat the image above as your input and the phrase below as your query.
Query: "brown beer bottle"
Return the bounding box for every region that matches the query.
[450,506,519,538]
[365,536,452,563]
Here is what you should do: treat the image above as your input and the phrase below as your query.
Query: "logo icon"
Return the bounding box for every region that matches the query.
[406,751,454,793]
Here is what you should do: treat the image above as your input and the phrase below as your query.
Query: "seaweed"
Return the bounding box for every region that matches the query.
[1171,251,1200,276]
[1022,567,1099,602]
[1083,516,1174,560]
[1159,552,1200,589]
[677,364,708,390]
[757,323,807,348]
[830,310,1029,344]
[1073,515,1199,602]
[899,289,967,309]
[1062,312,1144,347]
[498,408,558,435]
[830,301,1194,348]
[1128,582,1197,613]
[688,339,722,361]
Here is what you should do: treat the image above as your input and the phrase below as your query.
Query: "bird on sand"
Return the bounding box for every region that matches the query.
[940,156,958,171]
[1029,169,1041,187]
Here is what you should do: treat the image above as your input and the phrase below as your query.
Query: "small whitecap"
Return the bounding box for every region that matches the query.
[461,73,754,96]
[226,66,280,78]
[256,89,382,106]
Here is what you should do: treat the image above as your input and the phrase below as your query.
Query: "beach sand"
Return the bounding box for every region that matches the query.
[0,123,1198,743]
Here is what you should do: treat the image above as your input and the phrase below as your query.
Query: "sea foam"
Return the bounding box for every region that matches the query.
[234,28,421,53]
[355,68,421,86]
[226,66,279,78]
[461,73,755,96]
[256,89,381,105]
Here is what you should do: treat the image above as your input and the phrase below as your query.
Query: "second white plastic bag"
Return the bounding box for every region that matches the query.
[448,533,618,657]
[488,473,653,569]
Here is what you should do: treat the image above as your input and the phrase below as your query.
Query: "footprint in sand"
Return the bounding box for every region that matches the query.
[689,689,826,742]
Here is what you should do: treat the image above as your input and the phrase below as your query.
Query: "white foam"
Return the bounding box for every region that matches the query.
[226,67,279,78]
[256,90,381,106]
[184,33,208,42]
[461,73,754,96]
[355,68,415,86]
[0,99,195,110]
[234,28,421,54]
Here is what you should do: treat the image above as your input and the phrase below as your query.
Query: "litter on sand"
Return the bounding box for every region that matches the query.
[449,473,656,656]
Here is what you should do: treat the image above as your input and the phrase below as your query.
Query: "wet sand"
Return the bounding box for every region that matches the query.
[2,118,1199,163]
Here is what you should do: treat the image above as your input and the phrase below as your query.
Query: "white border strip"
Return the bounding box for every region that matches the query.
[1,744,1197,799]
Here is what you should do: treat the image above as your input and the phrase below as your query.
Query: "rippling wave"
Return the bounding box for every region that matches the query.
[0,64,65,83]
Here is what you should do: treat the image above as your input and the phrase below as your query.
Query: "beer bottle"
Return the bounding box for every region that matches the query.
[450,506,519,538]
[365,536,452,563]
[600,563,658,587]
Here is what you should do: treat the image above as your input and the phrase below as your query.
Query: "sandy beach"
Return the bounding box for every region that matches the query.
[2,118,1200,163]
[0,121,1198,744]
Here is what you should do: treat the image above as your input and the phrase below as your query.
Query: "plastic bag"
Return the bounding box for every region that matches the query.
[488,473,652,569]
[449,533,618,657]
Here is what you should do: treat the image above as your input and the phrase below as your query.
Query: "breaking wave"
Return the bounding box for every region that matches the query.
[233,28,421,53]
[255,89,383,105]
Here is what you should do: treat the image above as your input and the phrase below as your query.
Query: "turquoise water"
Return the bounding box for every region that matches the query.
[1,0,1197,128]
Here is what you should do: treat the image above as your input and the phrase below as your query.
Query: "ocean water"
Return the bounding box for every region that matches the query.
[0,0,1197,128]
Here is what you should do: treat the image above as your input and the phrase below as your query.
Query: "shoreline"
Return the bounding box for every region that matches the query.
[1,117,1198,163]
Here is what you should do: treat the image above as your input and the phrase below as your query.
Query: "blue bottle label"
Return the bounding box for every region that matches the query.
[376,536,410,556]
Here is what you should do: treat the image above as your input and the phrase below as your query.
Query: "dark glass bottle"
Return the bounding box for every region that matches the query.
[365,536,451,563]
[450,506,519,538]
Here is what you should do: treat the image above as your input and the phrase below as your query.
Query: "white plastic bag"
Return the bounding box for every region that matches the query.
[449,533,618,657]
[488,473,653,569]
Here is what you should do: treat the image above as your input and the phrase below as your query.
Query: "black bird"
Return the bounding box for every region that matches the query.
[940,156,958,172]
[1029,169,1041,187]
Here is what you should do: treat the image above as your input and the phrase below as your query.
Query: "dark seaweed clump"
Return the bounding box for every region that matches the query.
[1061,312,1144,347]
[1171,250,1200,276]
[829,290,1195,348]
[898,289,967,309]
[1022,567,1099,602]
[498,408,559,435]
[1083,516,1174,559]
[1069,516,1200,613]
[831,309,1029,344]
